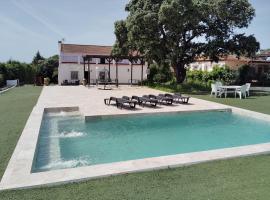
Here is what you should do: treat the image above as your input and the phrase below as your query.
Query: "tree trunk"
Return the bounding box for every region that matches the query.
[175,62,186,83]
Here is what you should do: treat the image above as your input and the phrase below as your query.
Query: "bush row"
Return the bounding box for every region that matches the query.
[186,65,237,89]
[187,64,270,88]
[0,54,59,87]
[148,63,270,90]
[0,61,36,86]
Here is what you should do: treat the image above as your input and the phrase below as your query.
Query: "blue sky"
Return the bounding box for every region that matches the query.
[0,0,269,62]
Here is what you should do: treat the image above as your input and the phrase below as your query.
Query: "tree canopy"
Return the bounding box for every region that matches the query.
[113,0,260,83]
[0,53,59,86]
[36,54,59,83]
[32,51,45,66]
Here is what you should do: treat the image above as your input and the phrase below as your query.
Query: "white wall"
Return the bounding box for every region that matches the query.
[58,63,148,85]
[58,64,84,84]
[188,61,226,72]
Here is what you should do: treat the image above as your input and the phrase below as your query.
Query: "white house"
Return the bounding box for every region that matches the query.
[58,41,148,85]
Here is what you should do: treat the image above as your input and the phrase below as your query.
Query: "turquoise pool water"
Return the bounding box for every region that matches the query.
[32,111,270,172]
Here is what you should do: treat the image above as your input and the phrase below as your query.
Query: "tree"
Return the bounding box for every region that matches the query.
[36,55,59,83]
[112,20,141,65]
[113,0,260,83]
[32,51,45,82]
[0,63,6,86]
[237,64,256,84]
[5,60,26,81]
[112,20,130,57]
[32,51,45,66]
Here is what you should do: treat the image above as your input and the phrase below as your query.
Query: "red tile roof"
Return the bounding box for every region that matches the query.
[60,44,113,56]
[60,43,142,57]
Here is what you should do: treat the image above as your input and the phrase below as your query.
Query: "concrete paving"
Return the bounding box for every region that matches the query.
[37,85,229,116]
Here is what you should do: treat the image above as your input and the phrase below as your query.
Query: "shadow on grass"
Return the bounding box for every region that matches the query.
[250,91,270,97]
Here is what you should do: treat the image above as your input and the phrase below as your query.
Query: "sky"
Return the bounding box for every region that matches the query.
[0,0,269,62]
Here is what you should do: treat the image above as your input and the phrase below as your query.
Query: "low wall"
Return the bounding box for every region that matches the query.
[250,87,270,92]
[6,79,19,86]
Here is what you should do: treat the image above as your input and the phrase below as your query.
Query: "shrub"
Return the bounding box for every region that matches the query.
[258,72,270,86]
[52,70,58,83]
[211,65,226,80]
[24,65,35,84]
[44,77,50,86]
[189,65,236,82]
[4,60,36,84]
[237,64,255,84]
[0,74,4,87]
[148,62,173,83]
[186,79,211,91]
[0,63,6,87]
[186,65,237,89]
[35,55,59,84]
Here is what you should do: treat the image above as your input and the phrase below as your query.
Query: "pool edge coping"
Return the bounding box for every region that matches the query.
[1,97,270,190]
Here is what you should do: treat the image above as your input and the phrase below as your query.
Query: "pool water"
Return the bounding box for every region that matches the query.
[32,111,270,172]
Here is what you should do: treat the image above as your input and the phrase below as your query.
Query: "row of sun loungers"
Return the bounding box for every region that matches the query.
[131,95,158,107]
[104,93,190,109]
[106,96,137,109]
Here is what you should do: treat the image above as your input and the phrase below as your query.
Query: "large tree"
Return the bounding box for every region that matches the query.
[32,51,45,66]
[113,0,260,83]
[36,55,59,83]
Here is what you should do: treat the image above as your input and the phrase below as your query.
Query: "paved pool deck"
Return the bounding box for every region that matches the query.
[37,85,230,116]
[1,85,270,190]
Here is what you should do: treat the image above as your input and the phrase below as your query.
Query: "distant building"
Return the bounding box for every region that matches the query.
[58,42,148,85]
[249,50,270,74]
[188,55,250,72]
[188,52,270,73]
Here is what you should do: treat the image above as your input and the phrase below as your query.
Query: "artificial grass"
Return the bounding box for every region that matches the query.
[152,84,270,115]
[1,155,270,199]
[192,92,270,115]
[1,85,270,199]
[0,85,42,177]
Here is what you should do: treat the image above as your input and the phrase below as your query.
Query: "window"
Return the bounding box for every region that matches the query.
[71,71,78,80]
[263,66,269,73]
[100,58,106,64]
[193,65,198,70]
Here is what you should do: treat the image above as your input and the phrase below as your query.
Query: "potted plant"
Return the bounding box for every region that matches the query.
[82,78,87,86]
[44,77,50,86]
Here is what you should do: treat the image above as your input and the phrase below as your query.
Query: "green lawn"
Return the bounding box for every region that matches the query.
[192,91,270,115]
[0,85,42,177]
[1,86,270,199]
[151,85,270,114]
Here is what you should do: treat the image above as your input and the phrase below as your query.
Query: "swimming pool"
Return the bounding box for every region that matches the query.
[32,111,270,172]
